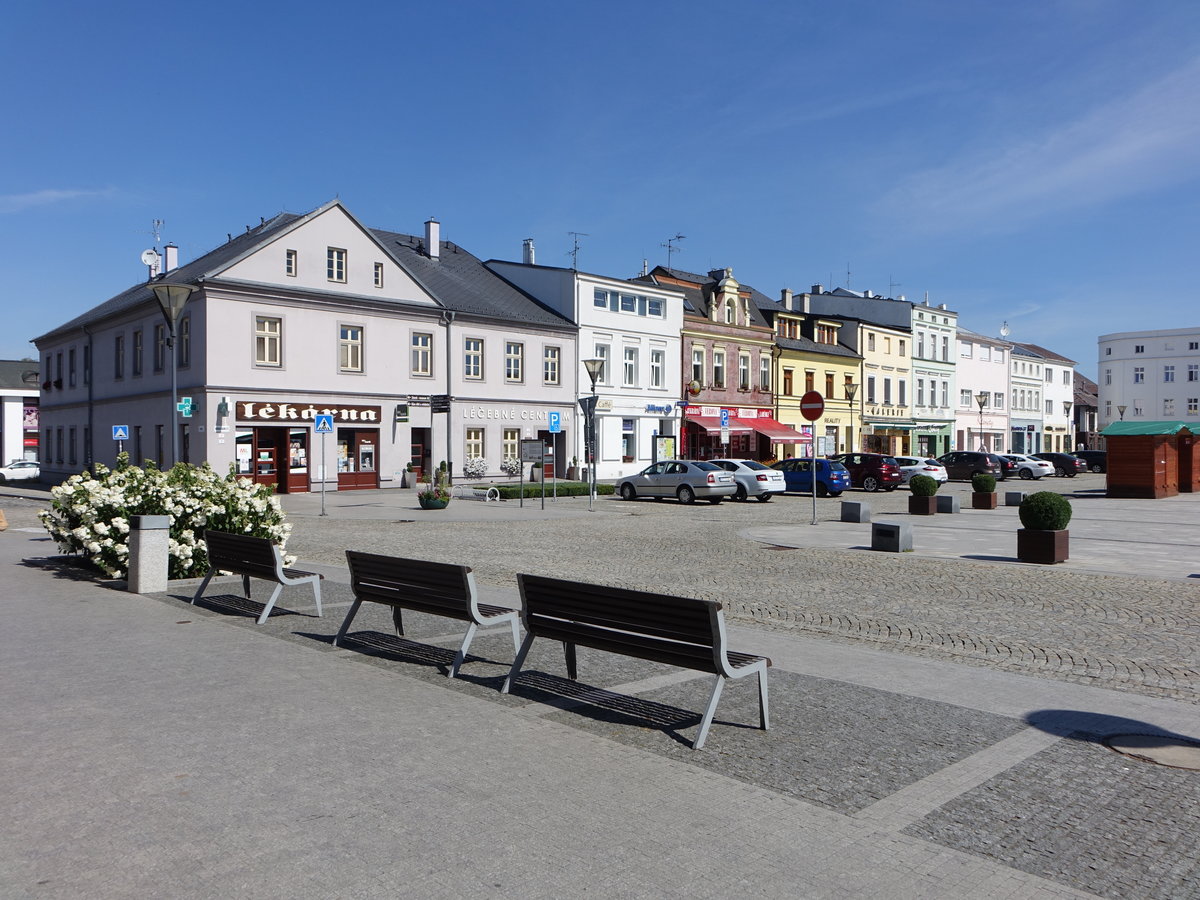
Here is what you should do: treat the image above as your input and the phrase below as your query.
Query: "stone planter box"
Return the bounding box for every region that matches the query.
[908,496,937,516]
[1017,528,1069,564]
[972,492,998,510]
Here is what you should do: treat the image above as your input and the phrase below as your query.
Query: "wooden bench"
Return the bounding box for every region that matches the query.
[501,574,770,750]
[193,530,323,625]
[337,551,521,679]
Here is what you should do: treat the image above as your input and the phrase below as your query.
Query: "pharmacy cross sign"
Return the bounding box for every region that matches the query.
[177,397,193,418]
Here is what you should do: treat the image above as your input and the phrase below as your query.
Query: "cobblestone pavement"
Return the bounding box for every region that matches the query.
[276,480,1200,704]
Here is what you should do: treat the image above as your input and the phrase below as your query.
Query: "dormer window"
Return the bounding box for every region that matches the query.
[724,301,733,324]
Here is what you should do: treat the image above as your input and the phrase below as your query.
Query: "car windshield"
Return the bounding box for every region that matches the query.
[740,460,770,470]
[693,461,721,471]
[882,457,898,466]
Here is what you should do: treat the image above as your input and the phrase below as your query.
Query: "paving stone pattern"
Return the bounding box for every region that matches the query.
[283,494,1200,703]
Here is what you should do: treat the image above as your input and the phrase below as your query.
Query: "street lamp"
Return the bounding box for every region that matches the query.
[1118,404,1127,421]
[975,391,989,452]
[843,381,859,452]
[149,282,197,467]
[581,357,604,512]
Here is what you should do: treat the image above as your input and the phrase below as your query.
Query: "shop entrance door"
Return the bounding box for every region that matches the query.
[337,428,379,490]
[410,428,430,481]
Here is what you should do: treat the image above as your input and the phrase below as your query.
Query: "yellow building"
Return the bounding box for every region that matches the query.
[858,320,913,455]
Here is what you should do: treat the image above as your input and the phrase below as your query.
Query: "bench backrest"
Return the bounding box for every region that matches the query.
[204,530,284,581]
[345,551,477,623]
[517,574,730,675]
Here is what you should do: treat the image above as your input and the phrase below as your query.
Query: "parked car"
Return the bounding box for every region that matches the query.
[827,453,903,492]
[617,460,736,504]
[0,460,40,484]
[937,451,1002,481]
[988,453,1016,480]
[771,458,851,497]
[1002,454,1054,480]
[1073,450,1107,473]
[893,456,949,485]
[709,458,787,502]
[1033,452,1087,477]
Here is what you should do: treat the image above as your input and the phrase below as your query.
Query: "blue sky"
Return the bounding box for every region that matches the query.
[4,0,1199,378]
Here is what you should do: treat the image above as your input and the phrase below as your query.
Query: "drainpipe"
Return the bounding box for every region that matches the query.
[441,310,455,484]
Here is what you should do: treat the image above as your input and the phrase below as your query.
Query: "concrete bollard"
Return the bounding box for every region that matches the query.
[128,515,171,594]
[935,494,960,514]
[1005,491,1027,507]
[871,521,912,552]
[841,500,871,523]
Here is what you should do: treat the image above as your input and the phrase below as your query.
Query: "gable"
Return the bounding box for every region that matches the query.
[216,204,438,306]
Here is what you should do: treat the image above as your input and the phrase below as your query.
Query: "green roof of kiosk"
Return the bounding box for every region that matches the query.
[1101,421,1194,436]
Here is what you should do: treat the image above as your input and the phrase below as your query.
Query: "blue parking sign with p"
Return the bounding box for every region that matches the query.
[314,414,334,433]
[720,409,730,428]
[548,411,561,433]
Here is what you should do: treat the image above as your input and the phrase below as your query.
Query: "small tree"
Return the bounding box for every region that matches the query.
[1019,491,1072,531]
[972,473,997,493]
[909,474,939,496]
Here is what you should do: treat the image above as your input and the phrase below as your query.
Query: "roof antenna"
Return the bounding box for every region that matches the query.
[889,275,901,297]
[662,233,686,271]
[846,261,851,289]
[567,231,588,271]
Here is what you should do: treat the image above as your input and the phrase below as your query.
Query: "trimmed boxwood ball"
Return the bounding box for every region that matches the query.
[1019,491,1073,531]
[909,474,939,496]
[972,473,997,493]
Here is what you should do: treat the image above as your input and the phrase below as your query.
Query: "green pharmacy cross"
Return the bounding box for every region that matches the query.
[177,397,193,417]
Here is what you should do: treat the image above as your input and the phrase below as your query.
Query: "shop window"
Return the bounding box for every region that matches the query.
[622,419,635,460]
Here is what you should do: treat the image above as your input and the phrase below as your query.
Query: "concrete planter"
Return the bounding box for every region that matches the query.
[1017,528,1069,564]
[972,492,998,510]
[908,496,937,515]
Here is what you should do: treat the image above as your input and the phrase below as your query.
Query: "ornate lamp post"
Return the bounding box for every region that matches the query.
[975,391,990,452]
[581,358,605,511]
[148,282,197,467]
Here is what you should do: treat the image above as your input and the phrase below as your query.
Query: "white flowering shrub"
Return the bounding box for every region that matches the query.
[39,455,292,580]
[499,457,522,476]
[462,455,488,478]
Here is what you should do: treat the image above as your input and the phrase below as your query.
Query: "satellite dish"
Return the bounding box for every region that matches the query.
[141,249,160,267]
[1000,321,1011,337]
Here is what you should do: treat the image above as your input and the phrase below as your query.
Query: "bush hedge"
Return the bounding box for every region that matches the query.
[908,474,939,496]
[971,473,997,493]
[486,481,615,500]
[1018,491,1073,531]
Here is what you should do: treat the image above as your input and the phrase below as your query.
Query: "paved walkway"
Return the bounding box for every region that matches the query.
[3,479,1199,897]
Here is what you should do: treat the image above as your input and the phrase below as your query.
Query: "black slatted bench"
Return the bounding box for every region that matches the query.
[193,530,323,625]
[501,574,770,750]
[337,551,521,679]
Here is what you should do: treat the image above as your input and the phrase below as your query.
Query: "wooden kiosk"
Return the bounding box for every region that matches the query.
[1101,421,1197,499]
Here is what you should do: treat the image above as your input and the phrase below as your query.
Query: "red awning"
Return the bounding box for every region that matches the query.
[686,415,753,435]
[735,416,807,443]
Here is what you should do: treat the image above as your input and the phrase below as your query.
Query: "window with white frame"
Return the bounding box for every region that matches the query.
[1045,399,1053,415]
[1063,370,1070,385]
[465,427,484,459]
[960,389,972,407]
[1165,365,1175,383]
[1044,368,1052,382]
[868,333,877,352]
[621,418,635,459]
[738,352,750,390]
[1191,342,1199,350]
[178,316,191,368]
[505,342,524,382]
[724,301,733,324]
[623,346,638,387]
[898,380,906,406]
[759,355,770,390]
[941,381,948,407]
[1164,398,1175,416]
[339,325,363,373]
[1190,364,1199,382]
[993,392,1003,409]
[1134,344,1144,353]
[594,343,610,384]
[959,340,971,358]
[1105,368,1112,385]
[1133,367,1145,383]
[503,428,519,461]
[411,333,431,376]
[464,338,483,379]
[1105,400,1112,418]
[285,249,297,276]
[712,350,725,388]
[898,339,906,357]
[867,376,877,403]
[1188,398,1198,415]
[327,247,347,282]
[942,336,949,360]
[255,316,282,367]
[373,262,384,288]
[1133,400,1144,416]
[691,347,704,384]
[917,333,925,358]
[650,349,664,388]
[883,378,892,404]
[543,346,560,384]
[917,378,925,406]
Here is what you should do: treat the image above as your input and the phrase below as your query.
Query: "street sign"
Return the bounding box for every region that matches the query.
[719,408,730,428]
[112,425,129,441]
[800,390,825,421]
[520,439,543,463]
[430,394,451,413]
[548,411,561,433]
[314,414,334,433]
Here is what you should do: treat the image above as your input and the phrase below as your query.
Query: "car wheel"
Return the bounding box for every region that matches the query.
[828,491,842,498]
[0,474,6,485]
[1091,464,1103,473]
[620,483,636,501]
[862,475,879,492]
[677,485,696,505]
[816,483,829,498]
[756,493,772,502]
[1054,466,1065,477]
[707,497,722,505]
[885,486,896,492]
[1020,468,1033,480]
[1066,471,1076,478]
[734,484,747,502]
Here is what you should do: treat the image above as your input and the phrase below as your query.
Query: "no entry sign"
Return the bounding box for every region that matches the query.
[800,390,825,421]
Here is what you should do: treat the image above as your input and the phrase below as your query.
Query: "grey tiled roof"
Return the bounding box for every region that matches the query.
[1010,341,1076,365]
[372,230,572,328]
[776,336,861,360]
[0,359,40,390]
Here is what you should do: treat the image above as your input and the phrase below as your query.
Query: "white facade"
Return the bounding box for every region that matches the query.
[910,301,958,456]
[487,261,684,480]
[954,330,1011,452]
[0,361,40,464]
[1098,327,1200,427]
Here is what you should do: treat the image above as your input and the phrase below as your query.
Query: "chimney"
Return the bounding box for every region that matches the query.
[522,238,535,265]
[811,284,823,294]
[863,289,874,298]
[425,218,440,260]
[780,288,792,308]
[163,244,179,273]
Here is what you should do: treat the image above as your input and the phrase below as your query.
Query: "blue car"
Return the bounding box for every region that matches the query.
[771,458,850,497]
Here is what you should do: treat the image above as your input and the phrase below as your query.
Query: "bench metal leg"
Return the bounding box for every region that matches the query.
[333,599,363,647]
[310,579,322,618]
[392,606,405,637]
[509,617,521,655]
[694,674,725,751]
[449,623,478,679]
[242,574,252,600]
[758,667,770,731]
[501,633,536,694]
[256,583,284,625]
[191,569,215,606]
[564,642,577,681]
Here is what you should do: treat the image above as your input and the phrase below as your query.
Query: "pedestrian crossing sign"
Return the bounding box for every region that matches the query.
[314,414,334,433]
[112,425,129,441]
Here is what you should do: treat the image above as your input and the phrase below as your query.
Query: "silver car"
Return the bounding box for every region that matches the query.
[894,456,949,485]
[709,458,787,502]
[1003,454,1054,480]
[0,460,40,484]
[617,460,737,505]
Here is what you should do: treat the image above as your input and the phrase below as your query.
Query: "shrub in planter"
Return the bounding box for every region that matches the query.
[971,473,998,510]
[907,473,939,515]
[1017,491,1071,564]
